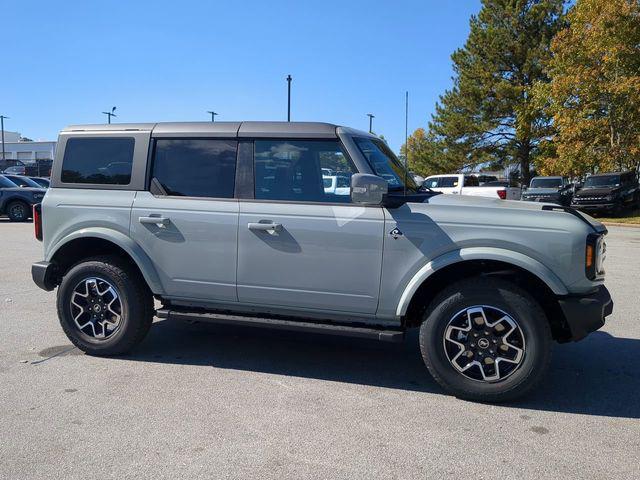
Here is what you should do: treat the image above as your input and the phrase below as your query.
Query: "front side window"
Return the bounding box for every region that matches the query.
[7,175,41,188]
[353,137,418,192]
[152,139,237,198]
[61,137,134,184]
[254,140,356,203]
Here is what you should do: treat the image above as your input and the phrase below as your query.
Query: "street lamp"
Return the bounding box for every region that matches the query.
[0,114,9,162]
[286,75,292,122]
[207,111,219,122]
[102,107,117,124]
[366,113,375,133]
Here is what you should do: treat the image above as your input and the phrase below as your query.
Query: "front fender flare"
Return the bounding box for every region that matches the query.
[47,227,164,295]
[395,247,568,317]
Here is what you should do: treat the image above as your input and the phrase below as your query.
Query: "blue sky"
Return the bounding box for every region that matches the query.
[3,0,481,152]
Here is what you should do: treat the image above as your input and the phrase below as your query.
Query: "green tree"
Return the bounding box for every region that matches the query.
[426,0,565,183]
[535,0,640,177]
[400,128,452,176]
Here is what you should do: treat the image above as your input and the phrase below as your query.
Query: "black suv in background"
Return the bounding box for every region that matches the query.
[521,176,574,206]
[571,171,639,215]
[0,175,46,221]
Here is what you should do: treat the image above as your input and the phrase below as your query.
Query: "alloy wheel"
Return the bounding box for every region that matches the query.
[70,277,122,339]
[443,305,525,382]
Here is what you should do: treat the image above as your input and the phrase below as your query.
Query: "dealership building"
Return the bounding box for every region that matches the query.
[0,131,57,163]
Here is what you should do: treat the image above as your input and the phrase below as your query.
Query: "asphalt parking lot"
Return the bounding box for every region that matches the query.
[0,219,638,480]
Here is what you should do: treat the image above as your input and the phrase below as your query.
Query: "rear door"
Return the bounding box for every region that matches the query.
[131,138,239,302]
[236,138,384,314]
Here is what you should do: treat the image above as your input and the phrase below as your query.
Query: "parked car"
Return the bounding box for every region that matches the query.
[521,176,574,206]
[29,177,51,188]
[423,174,521,200]
[32,121,612,403]
[323,174,351,195]
[0,174,46,221]
[3,174,45,189]
[571,171,640,215]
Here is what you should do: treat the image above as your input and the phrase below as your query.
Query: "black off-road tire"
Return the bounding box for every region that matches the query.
[56,255,154,356]
[419,277,552,403]
[7,200,30,222]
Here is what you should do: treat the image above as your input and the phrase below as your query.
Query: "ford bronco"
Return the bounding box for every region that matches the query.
[31,122,612,402]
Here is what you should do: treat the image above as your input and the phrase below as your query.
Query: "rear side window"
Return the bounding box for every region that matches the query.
[61,137,134,184]
[152,139,237,198]
[439,176,459,187]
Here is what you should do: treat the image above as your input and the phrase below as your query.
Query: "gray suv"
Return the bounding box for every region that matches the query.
[31,122,612,402]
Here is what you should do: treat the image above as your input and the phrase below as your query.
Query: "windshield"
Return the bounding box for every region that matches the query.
[530,178,562,188]
[0,176,18,188]
[353,137,418,192]
[7,176,41,188]
[584,175,620,188]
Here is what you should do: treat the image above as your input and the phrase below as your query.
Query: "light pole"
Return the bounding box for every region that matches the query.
[286,74,292,122]
[102,107,117,124]
[366,113,375,133]
[207,111,219,122]
[0,114,8,162]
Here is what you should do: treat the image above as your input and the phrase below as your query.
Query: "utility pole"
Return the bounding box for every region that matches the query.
[0,115,8,162]
[367,113,375,133]
[286,74,292,121]
[102,107,117,124]
[207,111,219,122]
[404,91,409,196]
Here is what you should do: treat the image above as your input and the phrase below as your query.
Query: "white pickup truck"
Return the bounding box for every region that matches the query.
[423,174,521,200]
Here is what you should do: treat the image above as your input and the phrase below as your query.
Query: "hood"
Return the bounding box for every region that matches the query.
[522,188,560,196]
[574,187,618,197]
[3,186,46,194]
[413,193,606,233]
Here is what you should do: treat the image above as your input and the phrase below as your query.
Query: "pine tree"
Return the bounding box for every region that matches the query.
[426,0,565,183]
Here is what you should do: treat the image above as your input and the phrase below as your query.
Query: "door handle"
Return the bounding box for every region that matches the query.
[248,222,282,233]
[139,215,170,227]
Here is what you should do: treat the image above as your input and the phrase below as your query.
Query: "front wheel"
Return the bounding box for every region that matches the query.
[56,256,154,355]
[420,277,551,402]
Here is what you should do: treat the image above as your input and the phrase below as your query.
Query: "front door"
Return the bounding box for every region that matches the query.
[237,139,384,314]
[131,138,239,303]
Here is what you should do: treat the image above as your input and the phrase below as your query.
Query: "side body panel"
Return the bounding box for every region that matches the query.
[130,192,239,303]
[237,202,384,314]
[377,196,593,322]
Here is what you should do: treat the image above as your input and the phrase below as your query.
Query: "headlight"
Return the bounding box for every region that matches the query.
[586,234,606,279]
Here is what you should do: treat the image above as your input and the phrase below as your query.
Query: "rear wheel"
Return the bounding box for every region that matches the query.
[7,200,30,222]
[419,277,552,402]
[56,256,154,355]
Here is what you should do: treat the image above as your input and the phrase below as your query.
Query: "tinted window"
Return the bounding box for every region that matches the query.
[62,137,134,184]
[353,137,418,192]
[439,176,459,187]
[464,176,479,187]
[254,140,356,203]
[583,175,620,188]
[530,177,562,188]
[152,139,237,198]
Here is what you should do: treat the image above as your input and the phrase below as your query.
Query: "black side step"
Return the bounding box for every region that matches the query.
[156,308,404,343]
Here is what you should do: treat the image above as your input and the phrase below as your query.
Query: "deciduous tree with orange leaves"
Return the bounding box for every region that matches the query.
[536,0,640,177]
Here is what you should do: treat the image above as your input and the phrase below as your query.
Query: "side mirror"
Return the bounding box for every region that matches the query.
[351,173,388,205]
